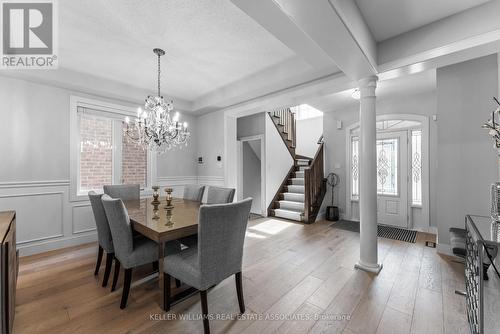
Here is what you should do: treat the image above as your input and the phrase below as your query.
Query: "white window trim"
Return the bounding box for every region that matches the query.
[69,95,156,202]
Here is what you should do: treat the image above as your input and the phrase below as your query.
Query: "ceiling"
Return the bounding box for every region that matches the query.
[307,70,436,112]
[354,0,490,41]
[59,0,301,101]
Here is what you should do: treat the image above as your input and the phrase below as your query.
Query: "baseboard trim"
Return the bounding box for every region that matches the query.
[18,232,97,257]
[436,243,453,256]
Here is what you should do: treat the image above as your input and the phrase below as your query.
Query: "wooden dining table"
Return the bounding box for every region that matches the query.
[123,197,201,309]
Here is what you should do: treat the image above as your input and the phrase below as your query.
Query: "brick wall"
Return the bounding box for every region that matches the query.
[79,115,113,191]
[122,123,147,187]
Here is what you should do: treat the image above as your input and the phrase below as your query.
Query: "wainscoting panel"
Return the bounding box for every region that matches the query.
[0,176,224,256]
[72,203,96,234]
[0,191,64,245]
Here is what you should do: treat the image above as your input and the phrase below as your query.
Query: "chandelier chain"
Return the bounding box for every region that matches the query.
[157,52,161,97]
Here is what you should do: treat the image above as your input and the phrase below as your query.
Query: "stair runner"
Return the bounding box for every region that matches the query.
[273,158,310,222]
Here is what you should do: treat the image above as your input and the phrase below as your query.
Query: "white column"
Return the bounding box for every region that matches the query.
[354,76,382,274]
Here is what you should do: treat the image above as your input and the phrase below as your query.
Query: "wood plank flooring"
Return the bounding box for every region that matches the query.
[13,218,467,334]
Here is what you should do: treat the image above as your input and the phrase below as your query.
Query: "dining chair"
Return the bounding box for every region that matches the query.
[163,198,253,334]
[88,191,115,288]
[103,184,140,201]
[206,186,235,204]
[101,194,181,309]
[183,184,205,202]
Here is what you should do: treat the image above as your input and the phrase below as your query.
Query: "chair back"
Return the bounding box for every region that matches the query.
[183,184,205,202]
[197,198,252,288]
[88,191,114,253]
[206,186,235,204]
[103,184,140,201]
[101,194,134,259]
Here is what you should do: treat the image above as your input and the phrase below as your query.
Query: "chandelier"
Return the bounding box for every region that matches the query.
[124,48,190,153]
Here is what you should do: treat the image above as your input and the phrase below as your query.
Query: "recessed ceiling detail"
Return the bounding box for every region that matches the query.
[354,0,490,41]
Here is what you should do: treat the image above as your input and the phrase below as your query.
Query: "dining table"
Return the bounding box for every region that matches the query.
[124,197,201,310]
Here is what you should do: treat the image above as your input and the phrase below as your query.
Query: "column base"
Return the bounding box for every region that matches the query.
[354,262,383,274]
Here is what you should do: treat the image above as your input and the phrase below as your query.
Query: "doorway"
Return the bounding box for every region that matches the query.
[237,136,266,216]
[346,115,430,231]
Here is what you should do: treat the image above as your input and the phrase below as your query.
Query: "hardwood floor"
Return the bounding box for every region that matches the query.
[13,218,467,334]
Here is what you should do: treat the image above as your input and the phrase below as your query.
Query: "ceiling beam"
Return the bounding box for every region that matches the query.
[232,0,377,81]
[378,0,500,72]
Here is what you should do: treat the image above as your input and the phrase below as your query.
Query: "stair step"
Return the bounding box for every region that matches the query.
[274,208,304,222]
[298,166,309,171]
[295,171,304,178]
[291,178,304,185]
[287,185,305,194]
[279,200,304,211]
[283,192,304,202]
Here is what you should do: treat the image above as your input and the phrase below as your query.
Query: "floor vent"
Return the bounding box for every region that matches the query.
[330,220,417,243]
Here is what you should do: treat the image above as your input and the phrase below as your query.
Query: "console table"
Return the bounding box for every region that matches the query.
[464,215,500,334]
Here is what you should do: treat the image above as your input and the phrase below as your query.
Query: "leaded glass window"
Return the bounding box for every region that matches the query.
[351,137,359,199]
[376,138,398,195]
[411,130,422,205]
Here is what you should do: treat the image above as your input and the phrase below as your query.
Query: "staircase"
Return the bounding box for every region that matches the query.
[267,109,326,223]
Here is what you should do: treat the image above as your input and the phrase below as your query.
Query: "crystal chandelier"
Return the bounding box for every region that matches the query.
[124,48,190,153]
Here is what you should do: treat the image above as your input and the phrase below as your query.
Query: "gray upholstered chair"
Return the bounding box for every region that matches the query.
[103,184,140,201]
[206,186,235,204]
[101,194,181,309]
[88,191,115,288]
[163,198,252,334]
[183,184,205,202]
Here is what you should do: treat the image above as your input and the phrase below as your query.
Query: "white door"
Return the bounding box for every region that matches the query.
[376,131,408,228]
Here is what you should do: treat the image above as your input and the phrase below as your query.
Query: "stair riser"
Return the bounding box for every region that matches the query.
[274,209,304,222]
[283,193,304,202]
[295,171,304,178]
[287,185,304,194]
[279,201,304,211]
[291,178,304,185]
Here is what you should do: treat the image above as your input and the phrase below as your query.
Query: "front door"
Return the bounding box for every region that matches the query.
[376,131,408,228]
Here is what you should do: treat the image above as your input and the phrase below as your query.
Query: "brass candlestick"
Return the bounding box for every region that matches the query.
[151,186,160,205]
[164,187,173,207]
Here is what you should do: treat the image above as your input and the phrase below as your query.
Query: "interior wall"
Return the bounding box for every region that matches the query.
[0,75,198,255]
[436,54,498,250]
[320,90,438,230]
[295,116,323,158]
[196,110,225,192]
[242,141,262,214]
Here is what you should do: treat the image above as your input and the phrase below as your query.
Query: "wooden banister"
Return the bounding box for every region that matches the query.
[268,108,296,158]
[304,142,325,223]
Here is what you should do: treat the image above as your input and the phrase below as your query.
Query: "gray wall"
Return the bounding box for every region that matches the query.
[243,141,262,214]
[197,110,225,179]
[436,55,498,246]
[0,75,199,255]
[237,112,265,139]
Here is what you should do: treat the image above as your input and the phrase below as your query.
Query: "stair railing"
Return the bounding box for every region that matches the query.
[271,108,296,151]
[304,139,325,223]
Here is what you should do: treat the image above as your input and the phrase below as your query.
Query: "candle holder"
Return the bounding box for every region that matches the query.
[152,203,160,220]
[164,187,173,207]
[151,186,161,205]
[165,207,174,226]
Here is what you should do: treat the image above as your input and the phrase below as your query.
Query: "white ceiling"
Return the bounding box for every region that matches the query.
[307,70,436,112]
[354,0,490,41]
[59,0,299,101]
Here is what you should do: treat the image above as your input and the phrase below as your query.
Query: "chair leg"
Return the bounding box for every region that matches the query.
[200,290,210,334]
[120,268,133,309]
[111,258,120,292]
[235,272,245,313]
[163,273,171,312]
[175,279,181,288]
[152,260,159,272]
[102,253,114,287]
[94,245,103,276]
